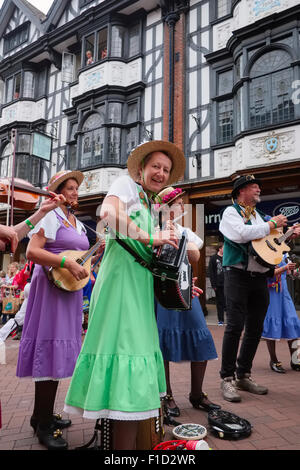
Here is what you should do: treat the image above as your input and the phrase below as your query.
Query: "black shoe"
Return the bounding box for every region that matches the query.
[30,414,72,433]
[189,392,221,412]
[270,361,286,373]
[291,360,300,371]
[36,423,68,450]
[162,395,180,417]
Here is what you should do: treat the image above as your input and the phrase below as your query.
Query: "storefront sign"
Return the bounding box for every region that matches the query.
[205,197,300,231]
[32,132,52,160]
[273,201,300,223]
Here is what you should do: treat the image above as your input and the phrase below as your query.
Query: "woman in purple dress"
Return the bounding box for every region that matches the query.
[16,170,89,451]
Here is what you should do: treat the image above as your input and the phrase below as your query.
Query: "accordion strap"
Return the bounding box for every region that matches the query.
[115,235,154,273]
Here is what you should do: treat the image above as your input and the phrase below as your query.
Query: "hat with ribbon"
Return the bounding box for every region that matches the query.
[127,140,186,185]
[155,186,185,208]
[47,170,84,192]
[231,174,262,199]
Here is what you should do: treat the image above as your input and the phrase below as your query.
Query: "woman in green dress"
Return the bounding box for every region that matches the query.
[64,140,186,449]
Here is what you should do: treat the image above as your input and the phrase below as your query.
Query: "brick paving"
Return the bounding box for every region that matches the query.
[0,308,300,451]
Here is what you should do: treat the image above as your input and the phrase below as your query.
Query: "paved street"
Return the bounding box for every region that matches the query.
[0,306,300,451]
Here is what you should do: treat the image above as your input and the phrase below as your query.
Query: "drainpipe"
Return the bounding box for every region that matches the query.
[161,1,189,143]
[165,12,179,143]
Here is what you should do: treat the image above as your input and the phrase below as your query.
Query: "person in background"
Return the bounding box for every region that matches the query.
[262,254,300,373]
[0,264,34,346]
[5,262,19,286]
[86,50,94,65]
[0,271,6,324]
[208,243,226,326]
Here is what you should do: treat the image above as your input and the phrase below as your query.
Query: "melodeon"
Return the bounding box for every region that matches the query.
[151,231,192,310]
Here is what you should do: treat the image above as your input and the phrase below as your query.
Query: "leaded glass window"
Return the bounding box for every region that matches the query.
[249,49,294,129]
[250,50,291,78]
[129,25,140,57]
[217,0,231,18]
[107,128,121,164]
[15,155,28,180]
[218,70,233,95]
[111,26,125,57]
[108,102,122,124]
[23,72,35,98]
[0,143,11,177]
[81,111,105,168]
[68,144,77,170]
[217,100,233,143]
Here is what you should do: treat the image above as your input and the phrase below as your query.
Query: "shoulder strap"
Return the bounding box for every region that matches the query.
[115,235,154,273]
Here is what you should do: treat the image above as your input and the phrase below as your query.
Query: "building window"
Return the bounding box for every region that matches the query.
[74,100,140,169]
[3,23,29,54]
[125,102,139,159]
[23,72,35,98]
[218,70,233,95]
[4,70,39,104]
[0,143,11,177]
[111,26,125,58]
[81,111,105,168]
[84,28,108,66]
[249,49,294,129]
[217,100,233,144]
[82,23,141,68]
[217,0,231,18]
[0,137,45,185]
[129,25,140,57]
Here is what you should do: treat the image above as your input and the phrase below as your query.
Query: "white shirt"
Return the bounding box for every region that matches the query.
[219,205,271,273]
[106,175,143,217]
[28,207,86,242]
[176,223,203,250]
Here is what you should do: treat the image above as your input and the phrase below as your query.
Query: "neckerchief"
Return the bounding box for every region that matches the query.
[238,201,256,222]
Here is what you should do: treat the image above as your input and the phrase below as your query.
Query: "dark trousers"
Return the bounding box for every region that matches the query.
[220,268,270,379]
[215,286,225,323]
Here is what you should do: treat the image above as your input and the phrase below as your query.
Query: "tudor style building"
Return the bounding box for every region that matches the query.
[0,0,300,307]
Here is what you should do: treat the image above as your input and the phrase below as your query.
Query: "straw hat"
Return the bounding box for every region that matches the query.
[127,140,186,185]
[47,170,84,192]
[156,187,185,207]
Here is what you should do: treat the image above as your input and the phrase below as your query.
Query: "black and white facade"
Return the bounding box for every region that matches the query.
[0,0,300,304]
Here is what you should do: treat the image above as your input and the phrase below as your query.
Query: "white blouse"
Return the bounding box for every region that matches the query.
[106,175,144,217]
[28,207,86,242]
[176,223,203,250]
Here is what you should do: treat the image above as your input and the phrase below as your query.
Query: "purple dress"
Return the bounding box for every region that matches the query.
[16,211,89,380]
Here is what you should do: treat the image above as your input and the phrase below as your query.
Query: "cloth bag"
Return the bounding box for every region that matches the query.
[2,287,20,315]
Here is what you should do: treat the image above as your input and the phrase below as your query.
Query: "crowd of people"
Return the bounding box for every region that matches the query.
[0,142,300,451]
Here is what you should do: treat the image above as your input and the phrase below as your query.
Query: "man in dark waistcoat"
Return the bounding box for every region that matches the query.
[219,175,293,402]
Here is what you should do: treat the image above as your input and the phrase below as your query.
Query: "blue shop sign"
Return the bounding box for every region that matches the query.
[205,198,300,231]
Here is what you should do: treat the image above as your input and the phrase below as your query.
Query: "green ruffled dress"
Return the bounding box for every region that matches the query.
[64,179,166,420]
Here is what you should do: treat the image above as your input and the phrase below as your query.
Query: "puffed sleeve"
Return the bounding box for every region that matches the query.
[185,227,203,249]
[106,175,141,216]
[27,211,60,242]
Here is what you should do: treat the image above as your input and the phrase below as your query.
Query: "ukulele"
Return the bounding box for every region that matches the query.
[251,224,300,268]
[47,238,104,292]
